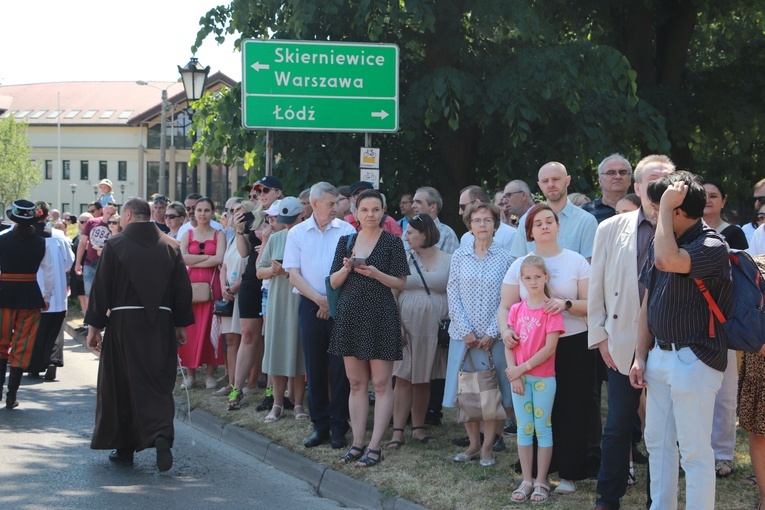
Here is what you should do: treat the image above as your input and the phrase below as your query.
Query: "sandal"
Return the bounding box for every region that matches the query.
[715,459,733,477]
[264,404,283,422]
[511,480,533,502]
[338,445,365,464]
[743,474,758,486]
[355,448,383,467]
[227,388,243,411]
[411,426,433,444]
[294,405,310,420]
[531,482,550,503]
[386,428,405,449]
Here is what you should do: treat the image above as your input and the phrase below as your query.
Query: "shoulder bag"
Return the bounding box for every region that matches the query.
[325,233,356,318]
[411,254,451,347]
[191,268,216,304]
[213,278,235,316]
[455,348,507,424]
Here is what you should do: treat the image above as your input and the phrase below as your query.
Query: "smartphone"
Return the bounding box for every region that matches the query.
[351,257,367,268]
[239,211,255,223]
[274,259,283,264]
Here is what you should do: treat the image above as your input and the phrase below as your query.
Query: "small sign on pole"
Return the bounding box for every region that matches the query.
[360,169,380,189]
[360,148,380,169]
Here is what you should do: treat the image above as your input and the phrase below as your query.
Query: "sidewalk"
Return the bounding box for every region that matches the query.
[65,319,426,510]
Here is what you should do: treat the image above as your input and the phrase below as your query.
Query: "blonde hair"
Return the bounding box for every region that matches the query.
[520,255,552,298]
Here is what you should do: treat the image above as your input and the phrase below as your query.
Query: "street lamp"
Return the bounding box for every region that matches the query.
[70,183,77,212]
[137,80,172,196]
[178,58,210,195]
[120,184,125,204]
[92,184,99,200]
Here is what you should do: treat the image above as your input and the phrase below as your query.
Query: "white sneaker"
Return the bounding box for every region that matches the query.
[205,377,217,389]
[242,386,255,395]
[554,479,576,495]
[214,384,232,396]
[180,377,195,390]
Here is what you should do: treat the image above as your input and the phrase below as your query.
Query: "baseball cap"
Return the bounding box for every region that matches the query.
[276,197,302,224]
[349,181,374,196]
[265,199,282,217]
[252,175,283,191]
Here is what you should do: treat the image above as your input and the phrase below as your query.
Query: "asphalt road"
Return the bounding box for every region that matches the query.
[0,332,353,510]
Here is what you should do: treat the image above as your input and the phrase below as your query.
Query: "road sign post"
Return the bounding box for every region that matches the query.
[242,40,399,132]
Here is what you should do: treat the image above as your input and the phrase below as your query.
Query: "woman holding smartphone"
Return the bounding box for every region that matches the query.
[328,189,409,467]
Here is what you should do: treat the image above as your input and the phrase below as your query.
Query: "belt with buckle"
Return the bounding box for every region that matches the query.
[655,341,686,351]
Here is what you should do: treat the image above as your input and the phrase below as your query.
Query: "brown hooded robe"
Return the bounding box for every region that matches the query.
[86,221,194,452]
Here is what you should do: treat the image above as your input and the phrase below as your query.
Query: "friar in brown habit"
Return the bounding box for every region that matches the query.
[86,197,194,471]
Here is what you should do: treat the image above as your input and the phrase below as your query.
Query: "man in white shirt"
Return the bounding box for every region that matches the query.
[283,182,356,449]
[458,185,516,250]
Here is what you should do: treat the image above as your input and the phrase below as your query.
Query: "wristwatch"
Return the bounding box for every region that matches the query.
[565,299,572,309]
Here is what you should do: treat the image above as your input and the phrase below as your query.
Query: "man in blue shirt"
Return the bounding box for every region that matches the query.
[582,154,633,224]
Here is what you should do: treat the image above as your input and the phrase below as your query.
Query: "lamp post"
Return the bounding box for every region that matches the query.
[120,184,125,204]
[92,184,99,200]
[178,58,210,195]
[137,81,172,196]
[70,183,77,212]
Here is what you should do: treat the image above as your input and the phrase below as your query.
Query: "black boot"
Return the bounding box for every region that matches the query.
[6,367,22,409]
[0,359,7,402]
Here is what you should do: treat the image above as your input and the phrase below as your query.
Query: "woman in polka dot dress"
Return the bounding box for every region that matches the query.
[328,189,409,467]
[504,255,564,504]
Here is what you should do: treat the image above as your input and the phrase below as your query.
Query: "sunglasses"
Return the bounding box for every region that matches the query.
[164,214,179,219]
[756,196,765,203]
[758,213,765,220]
[251,187,271,197]
[198,242,206,251]
[87,209,95,214]
[107,221,119,225]
[458,202,474,211]
[185,206,194,211]
[79,220,88,224]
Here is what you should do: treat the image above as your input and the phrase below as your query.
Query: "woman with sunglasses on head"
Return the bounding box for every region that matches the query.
[178,197,225,389]
[163,202,187,240]
[387,213,450,449]
[700,178,748,479]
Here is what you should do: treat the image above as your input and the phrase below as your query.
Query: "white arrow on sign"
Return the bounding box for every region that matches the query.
[251,62,270,72]
[371,110,389,120]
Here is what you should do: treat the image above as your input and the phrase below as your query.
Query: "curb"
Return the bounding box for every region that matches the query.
[68,320,427,510]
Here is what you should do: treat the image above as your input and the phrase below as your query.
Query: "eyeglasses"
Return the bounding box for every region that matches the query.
[601,169,631,177]
[470,217,495,225]
[79,220,88,224]
[87,209,95,214]
[107,221,119,225]
[164,214,180,219]
[502,191,522,201]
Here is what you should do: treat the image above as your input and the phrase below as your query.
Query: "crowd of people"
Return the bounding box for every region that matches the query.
[2,153,765,508]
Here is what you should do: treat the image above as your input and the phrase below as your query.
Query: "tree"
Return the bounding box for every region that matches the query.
[0,117,41,217]
[191,0,762,225]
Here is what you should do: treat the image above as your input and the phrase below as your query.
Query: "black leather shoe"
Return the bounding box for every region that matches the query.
[424,409,442,426]
[504,421,517,434]
[304,430,331,448]
[155,437,173,472]
[44,364,57,381]
[632,444,649,464]
[330,433,348,449]
[108,449,134,466]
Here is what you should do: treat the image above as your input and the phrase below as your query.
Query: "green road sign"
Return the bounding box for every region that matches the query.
[242,40,399,132]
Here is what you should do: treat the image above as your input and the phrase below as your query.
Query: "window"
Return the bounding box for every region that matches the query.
[80,160,89,180]
[61,203,70,213]
[99,110,115,119]
[47,110,63,119]
[118,161,127,181]
[15,110,32,118]
[62,160,70,180]
[65,110,81,119]
[118,110,133,119]
[82,110,97,119]
[99,161,107,179]
[44,160,53,180]
[30,110,47,119]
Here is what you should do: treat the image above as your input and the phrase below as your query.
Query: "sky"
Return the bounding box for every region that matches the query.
[1,0,242,85]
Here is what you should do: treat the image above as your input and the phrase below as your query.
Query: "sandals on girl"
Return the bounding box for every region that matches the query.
[511,481,533,502]
[263,404,283,422]
[411,426,433,444]
[293,404,310,420]
[355,448,383,467]
[531,482,550,503]
[338,445,365,464]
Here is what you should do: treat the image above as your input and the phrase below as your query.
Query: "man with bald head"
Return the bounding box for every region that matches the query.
[510,162,598,261]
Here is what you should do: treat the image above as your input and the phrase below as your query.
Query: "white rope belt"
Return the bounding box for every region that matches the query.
[111,306,172,312]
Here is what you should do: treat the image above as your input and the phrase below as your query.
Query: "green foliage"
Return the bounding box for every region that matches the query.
[0,117,41,212]
[189,0,763,224]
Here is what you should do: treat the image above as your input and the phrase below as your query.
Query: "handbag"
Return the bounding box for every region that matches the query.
[411,255,451,347]
[191,268,217,304]
[326,233,357,318]
[455,348,507,424]
[213,299,234,316]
